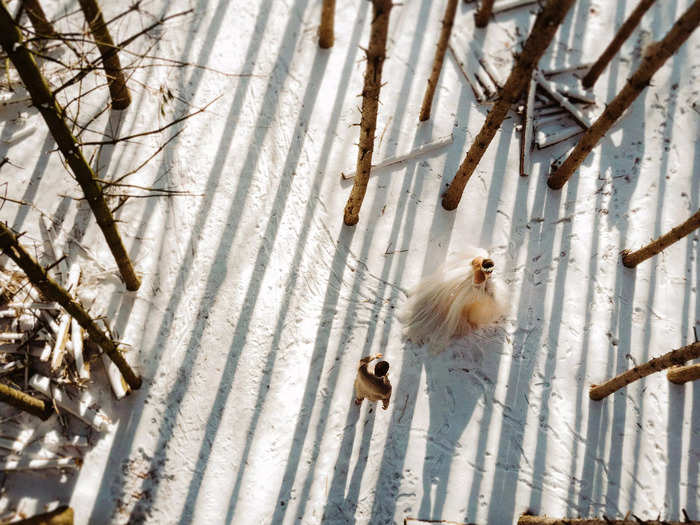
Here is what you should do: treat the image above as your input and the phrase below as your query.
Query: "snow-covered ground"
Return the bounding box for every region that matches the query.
[1,0,699,523]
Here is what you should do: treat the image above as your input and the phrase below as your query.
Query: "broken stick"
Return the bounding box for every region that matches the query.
[667,363,700,384]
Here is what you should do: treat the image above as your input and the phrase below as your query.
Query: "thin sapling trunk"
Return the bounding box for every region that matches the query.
[319,0,335,49]
[582,0,657,89]
[442,0,576,210]
[23,0,57,39]
[0,222,142,390]
[621,208,700,267]
[0,3,141,290]
[419,0,459,121]
[77,0,131,109]
[343,0,393,226]
[548,0,700,190]
[474,0,495,27]
[589,341,700,400]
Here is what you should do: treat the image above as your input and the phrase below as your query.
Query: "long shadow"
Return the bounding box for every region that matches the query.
[10,135,53,233]
[87,0,294,520]
[485,164,561,524]
[120,0,316,521]
[217,3,369,522]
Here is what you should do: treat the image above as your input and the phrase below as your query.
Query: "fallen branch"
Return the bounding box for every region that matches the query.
[519,74,536,176]
[341,134,454,179]
[590,341,700,400]
[29,374,111,430]
[0,456,79,471]
[448,43,485,102]
[621,209,700,267]
[518,515,692,524]
[419,0,459,121]
[534,70,592,127]
[492,0,537,14]
[536,124,583,148]
[0,223,142,390]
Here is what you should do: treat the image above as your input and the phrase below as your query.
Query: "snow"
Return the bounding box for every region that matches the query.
[0,0,699,523]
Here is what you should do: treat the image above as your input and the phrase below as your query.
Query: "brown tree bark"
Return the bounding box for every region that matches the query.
[0,223,142,390]
[12,505,74,525]
[621,209,700,267]
[474,0,495,27]
[548,0,700,190]
[0,382,52,419]
[442,0,576,210]
[419,0,459,121]
[0,3,141,291]
[589,341,700,400]
[582,0,657,89]
[519,515,695,525]
[23,0,57,39]
[319,0,335,49]
[667,363,700,384]
[343,0,393,226]
[77,0,131,109]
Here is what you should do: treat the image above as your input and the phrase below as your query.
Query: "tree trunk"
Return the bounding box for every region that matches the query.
[0,382,51,419]
[77,0,131,109]
[12,505,74,525]
[589,341,700,400]
[318,0,335,49]
[343,0,393,226]
[548,0,700,190]
[667,363,700,384]
[474,0,495,27]
[621,208,700,267]
[0,4,141,291]
[519,515,693,525]
[0,223,142,390]
[581,0,657,89]
[419,0,459,121]
[23,0,57,39]
[442,0,576,210]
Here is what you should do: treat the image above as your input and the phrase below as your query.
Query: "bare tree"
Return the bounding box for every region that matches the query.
[420,0,459,121]
[77,0,131,109]
[319,0,335,49]
[0,2,141,291]
[548,0,700,190]
[581,0,657,89]
[589,341,700,400]
[442,0,576,210]
[22,0,57,39]
[0,222,142,390]
[621,209,700,267]
[343,0,394,226]
[474,0,495,27]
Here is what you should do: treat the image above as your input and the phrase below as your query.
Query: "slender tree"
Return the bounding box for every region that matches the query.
[343,0,393,226]
[548,0,700,190]
[0,2,141,291]
[667,363,700,384]
[0,382,52,419]
[474,0,495,27]
[319,0,335,49]
[77,0,131,109]
[622,209,700,267]
[442,0,576,210]
[582,0,657,89]
[419,0,459,121]
[23,0,57,39]
[0,222,142,390]
[519,515,690,525]
[11,505,74,525]
[589,341,700,400]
